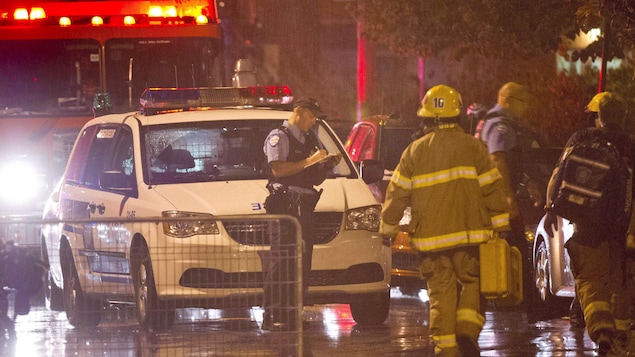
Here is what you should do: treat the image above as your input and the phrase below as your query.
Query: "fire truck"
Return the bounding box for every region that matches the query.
[0,1,224,245]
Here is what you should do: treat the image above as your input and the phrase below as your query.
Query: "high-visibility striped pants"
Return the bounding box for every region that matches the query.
[420,247,485,357]
[566,235,631,342]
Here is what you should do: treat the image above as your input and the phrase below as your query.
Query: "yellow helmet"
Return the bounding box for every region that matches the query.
[587,92,610,113]
[417,84,462,118]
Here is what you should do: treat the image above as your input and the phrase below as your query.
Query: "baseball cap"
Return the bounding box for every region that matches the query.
[293,97,327,119]
[586,91,610,112]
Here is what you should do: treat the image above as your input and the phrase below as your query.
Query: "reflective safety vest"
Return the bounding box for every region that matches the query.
[381,125,510,252]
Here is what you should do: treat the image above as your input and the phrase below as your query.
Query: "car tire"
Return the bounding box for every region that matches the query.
[61,246,102,328]
[350,290,390,326]
[131,244,175,331]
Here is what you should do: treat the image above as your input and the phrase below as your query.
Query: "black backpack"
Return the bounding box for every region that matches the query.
[548,132,633,227]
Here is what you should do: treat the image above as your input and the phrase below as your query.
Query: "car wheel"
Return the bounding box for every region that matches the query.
[350,290,390,326]
[61,246,102,328]
[131,244,175,331]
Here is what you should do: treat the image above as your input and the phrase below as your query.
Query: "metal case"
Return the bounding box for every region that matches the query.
[479,238,523,306]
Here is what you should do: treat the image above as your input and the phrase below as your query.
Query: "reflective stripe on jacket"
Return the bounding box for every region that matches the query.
[380,125,510,252]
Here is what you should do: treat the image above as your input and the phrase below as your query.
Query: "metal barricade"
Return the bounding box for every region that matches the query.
[0,214,303,356]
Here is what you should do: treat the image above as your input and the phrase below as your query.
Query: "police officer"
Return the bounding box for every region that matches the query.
[261,96,340,331]
[478,82,542,222]
[380,85,510,356]
[545,92,633,356]
[477,82,544,311]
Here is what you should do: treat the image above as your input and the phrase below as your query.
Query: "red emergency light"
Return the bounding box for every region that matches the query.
[4,1,218,25]
[13,7,45,21]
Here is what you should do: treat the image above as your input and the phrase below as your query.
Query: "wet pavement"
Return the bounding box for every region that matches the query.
[0,288,632,356]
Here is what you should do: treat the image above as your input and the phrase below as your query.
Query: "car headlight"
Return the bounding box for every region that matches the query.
[162,211,219,238]
[0,159,46,205]
[345,205,381,231]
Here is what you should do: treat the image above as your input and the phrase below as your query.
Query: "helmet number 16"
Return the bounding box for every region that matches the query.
[433,97,445,109]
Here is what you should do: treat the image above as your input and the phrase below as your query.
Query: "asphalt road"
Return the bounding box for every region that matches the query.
[0,288,630,356]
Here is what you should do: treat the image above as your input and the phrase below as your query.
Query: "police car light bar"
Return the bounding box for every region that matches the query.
[140,86,293,115]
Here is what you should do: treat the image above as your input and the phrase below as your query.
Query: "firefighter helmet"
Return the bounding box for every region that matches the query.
[417,84,462,118]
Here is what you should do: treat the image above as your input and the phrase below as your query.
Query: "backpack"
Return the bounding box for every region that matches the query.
[548,132,633,227]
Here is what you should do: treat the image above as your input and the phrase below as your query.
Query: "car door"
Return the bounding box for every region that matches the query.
[345,122,376,163]
[62,123,137,296]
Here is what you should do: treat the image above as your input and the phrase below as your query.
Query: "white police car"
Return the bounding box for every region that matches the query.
[42,86,390,330]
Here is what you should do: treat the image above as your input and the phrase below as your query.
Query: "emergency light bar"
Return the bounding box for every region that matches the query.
[140,86,293,116]
[2,1,217,26]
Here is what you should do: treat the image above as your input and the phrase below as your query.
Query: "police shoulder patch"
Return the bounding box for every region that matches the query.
[269,135,280,147]
[494,122,510,135]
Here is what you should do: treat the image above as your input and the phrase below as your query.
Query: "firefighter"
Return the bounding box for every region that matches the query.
[380,84,511,357]
[545,92,633,356]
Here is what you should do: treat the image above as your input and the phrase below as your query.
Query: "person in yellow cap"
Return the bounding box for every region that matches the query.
[380,84,511,357]
[545,92,633,356]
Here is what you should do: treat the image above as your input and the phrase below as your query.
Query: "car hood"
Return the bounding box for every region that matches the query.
[150,178,377,215]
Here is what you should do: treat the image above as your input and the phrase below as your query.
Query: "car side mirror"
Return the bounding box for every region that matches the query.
[99,171,133,191]
[359,159,384,184]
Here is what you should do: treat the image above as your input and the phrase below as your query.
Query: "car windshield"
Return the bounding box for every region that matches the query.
[143,119,354,184]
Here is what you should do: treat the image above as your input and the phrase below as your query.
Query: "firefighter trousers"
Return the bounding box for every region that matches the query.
[566,237,631,342]
[420,246,485,357]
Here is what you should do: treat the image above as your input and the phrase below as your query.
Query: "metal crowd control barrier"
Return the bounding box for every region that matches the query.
[0,214,304,356]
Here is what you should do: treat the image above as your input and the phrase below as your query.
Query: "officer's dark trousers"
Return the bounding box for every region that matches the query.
[261,201,315,327]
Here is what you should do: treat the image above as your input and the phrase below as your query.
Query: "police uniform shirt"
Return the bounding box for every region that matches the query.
[480,105,518,154]
[263,120,305,163]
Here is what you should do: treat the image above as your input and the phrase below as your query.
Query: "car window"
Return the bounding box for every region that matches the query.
[109,128,135,187]
[66,125,99,185]
[143,119,354,185]
[66,124,135,192]
[311,123,353,177]
[380,128,415,171]
[83,130,113,188]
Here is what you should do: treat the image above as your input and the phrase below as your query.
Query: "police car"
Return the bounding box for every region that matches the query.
[42,86,391,330]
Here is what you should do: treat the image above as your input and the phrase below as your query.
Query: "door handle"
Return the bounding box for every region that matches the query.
[88,202,106,215]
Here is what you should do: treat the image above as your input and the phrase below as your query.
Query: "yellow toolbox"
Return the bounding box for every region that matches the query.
[479,237,523,306]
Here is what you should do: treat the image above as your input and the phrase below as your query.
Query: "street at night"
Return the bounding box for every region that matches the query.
[0,288,625,356]
[0,1,634,357]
